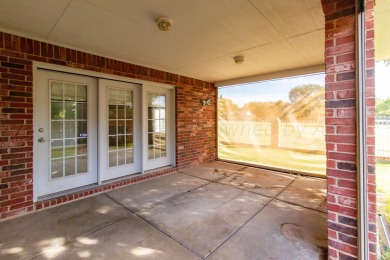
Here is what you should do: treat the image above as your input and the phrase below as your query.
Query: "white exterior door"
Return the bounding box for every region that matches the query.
[34,67,175,199]
[98,79,141,181]
[143,86,174,171]
[35,70,98,198]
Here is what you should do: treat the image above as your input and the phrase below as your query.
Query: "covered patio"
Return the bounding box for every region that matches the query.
[0,0,386,259]
[0,162,327,259]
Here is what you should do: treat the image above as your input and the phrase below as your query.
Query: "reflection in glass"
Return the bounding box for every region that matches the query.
[65,157,76,176]
[109,120,116,135]
[117,90,125,104]
[51,82,63,101]
[77,121,87,138]
[64,83,75,101]
[51,159,63,179]
[109,105,117,119]
[118,150,126,165]
[126,90,133,107]
[65,102,76,119]
[109,136,117,151]
[118,120,125,135]
[51,140,63,159]
[76,85,87,101]
[77,156,87,173]
[126,135,133,148]
[118,135,125,147]
[107,87,134,168]
[51,121,63,139]
[51,102,63,119]
[126,120,133,134]
[65,121,75,138]
[50,80,88,180]
[65,139,76,157]
[77,103,87,120]
[77,138,87,155]
[147,92,167,160]
[118,105,125,119]
[109,151,117,167]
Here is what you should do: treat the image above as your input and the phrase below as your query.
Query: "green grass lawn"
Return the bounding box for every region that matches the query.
[377,161,390,223]
[218,144,326,176]
[219,144,390,221]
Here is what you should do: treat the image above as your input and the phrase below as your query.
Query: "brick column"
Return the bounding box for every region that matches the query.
[322,0,376,259]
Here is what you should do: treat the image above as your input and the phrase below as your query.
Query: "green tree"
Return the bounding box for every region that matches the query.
[287,84,325,120]
[243,101,289,121]
[288,84,324,103]
[376,97,390,116]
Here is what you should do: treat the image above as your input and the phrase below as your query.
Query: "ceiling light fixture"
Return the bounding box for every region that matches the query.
[156,17,173,31]
[234,56,244,64]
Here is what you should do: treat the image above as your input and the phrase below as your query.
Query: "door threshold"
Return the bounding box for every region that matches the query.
[37,167,177,202]
[37,183,100,202]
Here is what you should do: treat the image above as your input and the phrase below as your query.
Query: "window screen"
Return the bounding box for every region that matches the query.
[218,73,326,176]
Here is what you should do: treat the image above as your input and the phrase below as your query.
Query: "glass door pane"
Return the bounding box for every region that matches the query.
[50,81,88,180]
[107,88,134,168]
[147,93,166,160]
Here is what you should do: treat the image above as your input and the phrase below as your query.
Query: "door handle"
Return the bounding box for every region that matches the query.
[38,137,51,143]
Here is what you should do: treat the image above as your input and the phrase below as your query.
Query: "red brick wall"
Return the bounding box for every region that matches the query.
[0,32,216,219]
[322,0,376,259]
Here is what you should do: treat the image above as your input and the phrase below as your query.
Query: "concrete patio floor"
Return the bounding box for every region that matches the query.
[0,162,327,259]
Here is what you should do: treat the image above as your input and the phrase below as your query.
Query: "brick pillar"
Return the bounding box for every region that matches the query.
[322,0,376,259]
[364,1,377,258]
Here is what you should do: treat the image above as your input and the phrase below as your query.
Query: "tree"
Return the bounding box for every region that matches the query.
[288,84,324,103]
[218,97,239,120]
[243,101,289,121]
[376,97,390,116]
[287,84,325,121]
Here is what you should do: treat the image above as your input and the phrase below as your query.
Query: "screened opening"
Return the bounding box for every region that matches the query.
[217,73,326,177]
[375,1,390,251]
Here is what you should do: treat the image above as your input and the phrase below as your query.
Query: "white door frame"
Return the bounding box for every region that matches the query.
[98,79,141,181]
[34,70,98,199]
[142,85,175,171]
[33,62,176,201]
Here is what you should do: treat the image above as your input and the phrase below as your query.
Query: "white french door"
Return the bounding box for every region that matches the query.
[143,86,173,171]
[35,69,174,199]
[35,70,98,198]
[98,79,141,181]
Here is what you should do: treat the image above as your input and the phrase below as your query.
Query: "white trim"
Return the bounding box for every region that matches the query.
[33,62,175,90]
[356,2,369,259]
[170,88,177,168]
[215,64,325,87]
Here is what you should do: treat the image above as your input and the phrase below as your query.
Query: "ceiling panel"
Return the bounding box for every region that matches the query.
[0,0,72,39]
[249,0,324,38]
[87,0,283,59]
[48,0,207,72]
[187,40,310,82]
[287,29,325,65]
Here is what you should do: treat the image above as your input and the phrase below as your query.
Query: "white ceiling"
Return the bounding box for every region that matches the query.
[0,0,326,82]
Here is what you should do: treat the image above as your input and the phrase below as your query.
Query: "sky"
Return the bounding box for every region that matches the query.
[219,63,390,108]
